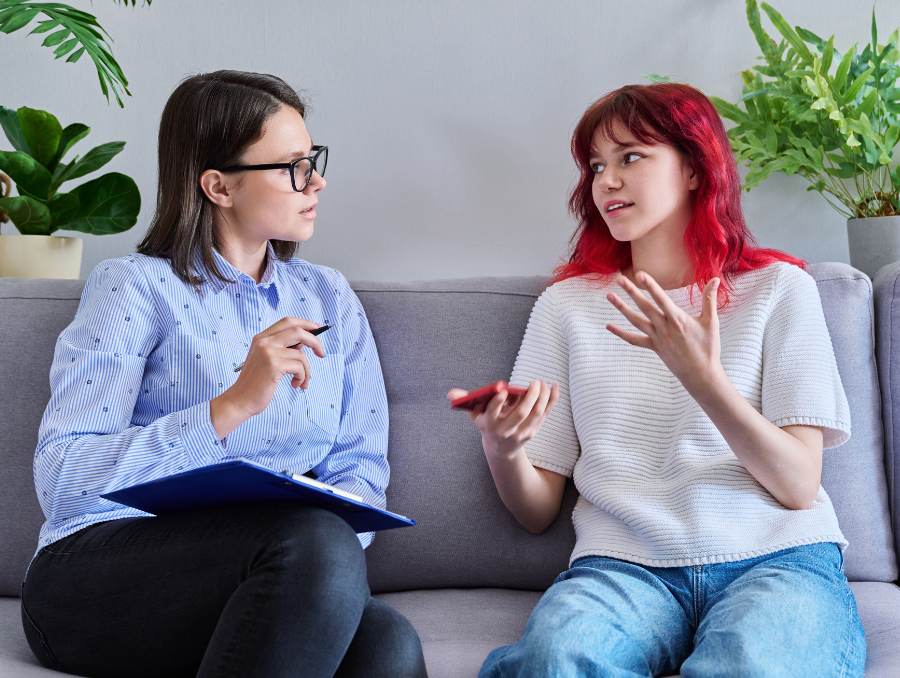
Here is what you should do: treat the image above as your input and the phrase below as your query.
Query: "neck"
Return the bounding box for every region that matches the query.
[626,212,694,290]
[214,219,268,283]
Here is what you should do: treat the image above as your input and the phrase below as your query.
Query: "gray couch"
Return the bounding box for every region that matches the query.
[2,261,900,677]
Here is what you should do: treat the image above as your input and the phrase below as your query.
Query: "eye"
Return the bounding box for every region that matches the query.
[623,152,643,165]
[589,161,605,174]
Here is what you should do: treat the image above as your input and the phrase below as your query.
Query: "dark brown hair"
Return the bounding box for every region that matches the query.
[136,70,307,288]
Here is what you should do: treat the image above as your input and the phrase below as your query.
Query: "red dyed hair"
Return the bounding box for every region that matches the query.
[554,83,804,302]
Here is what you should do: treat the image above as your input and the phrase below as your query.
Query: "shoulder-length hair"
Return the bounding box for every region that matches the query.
[136,70,306,288]
[554,82,804,301]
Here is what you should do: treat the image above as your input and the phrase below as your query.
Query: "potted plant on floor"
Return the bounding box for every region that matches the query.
[0,105,140,278]
[711,1,900,278]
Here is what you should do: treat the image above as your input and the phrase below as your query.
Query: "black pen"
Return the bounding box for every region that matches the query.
[233,324,331,372]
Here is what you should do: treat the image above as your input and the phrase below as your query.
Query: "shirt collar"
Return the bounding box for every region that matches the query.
[197,242,282,299]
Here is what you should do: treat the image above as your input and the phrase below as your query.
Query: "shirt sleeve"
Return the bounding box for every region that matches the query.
[761,265,852,449]
[311,272,390,549]
[509,286,580,476]
[35,258,224,525]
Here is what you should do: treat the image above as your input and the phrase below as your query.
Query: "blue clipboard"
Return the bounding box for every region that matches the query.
[101,459,416,534]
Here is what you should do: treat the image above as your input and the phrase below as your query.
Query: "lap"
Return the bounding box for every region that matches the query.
[684,543,866,678]
[22,505,368,677]
[481,556,693,677]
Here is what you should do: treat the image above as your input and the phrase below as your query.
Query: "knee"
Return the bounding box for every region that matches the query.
[363,601,427,677]
[262,507,366,587]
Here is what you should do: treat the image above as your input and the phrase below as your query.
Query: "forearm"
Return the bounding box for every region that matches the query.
[689,368,822,509]
[484,442,564,533]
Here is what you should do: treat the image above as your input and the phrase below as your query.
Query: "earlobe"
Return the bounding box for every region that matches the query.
[199,169,232,208]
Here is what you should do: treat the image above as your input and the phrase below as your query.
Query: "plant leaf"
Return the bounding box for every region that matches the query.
[41,27,69,47]
[833,46,856,92]
[0,105,29,154]
[65,45,85,63]
[0,6,38,33]
[842,66,875,102]
[52,123,90,167]
[761,2,814,64]
[746,0,778,62]
[822,37,835,74]
[53,36,78,58]
[53,141,124,190]
[16,107,61,168]
[0,150,52,198]
[28,17,56,34]
[0,195,52,235]
[54,172,140,235]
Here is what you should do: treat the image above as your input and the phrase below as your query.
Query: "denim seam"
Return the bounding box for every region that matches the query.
[836,586,857,678]
[691,565,703,629]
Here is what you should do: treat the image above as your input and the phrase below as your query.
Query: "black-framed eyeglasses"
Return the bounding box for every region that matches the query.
[219,145,328,192]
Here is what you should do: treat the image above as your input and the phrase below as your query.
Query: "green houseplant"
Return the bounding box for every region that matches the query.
[711,0,900,277]
[0,1,149,278]
[0,105,139,278]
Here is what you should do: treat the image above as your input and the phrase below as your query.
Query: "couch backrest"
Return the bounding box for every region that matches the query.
[875,261,900,571]
[0,263,896,597]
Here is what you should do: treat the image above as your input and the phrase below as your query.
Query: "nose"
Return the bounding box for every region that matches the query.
[305,169,326,193]
[595,167,622,192]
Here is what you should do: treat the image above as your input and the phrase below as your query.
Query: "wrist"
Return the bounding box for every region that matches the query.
[482,435,525,464]
[686,363,732,409]
[210,391,252,439]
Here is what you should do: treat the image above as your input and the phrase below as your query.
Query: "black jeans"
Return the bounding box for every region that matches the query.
[21,504,427,678]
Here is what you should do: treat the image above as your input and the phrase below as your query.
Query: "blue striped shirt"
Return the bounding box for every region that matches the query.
[33,242,390,554]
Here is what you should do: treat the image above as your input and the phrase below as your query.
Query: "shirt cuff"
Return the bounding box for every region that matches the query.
[178,400,225,466]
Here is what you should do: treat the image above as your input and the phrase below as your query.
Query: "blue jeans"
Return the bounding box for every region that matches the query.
[480,542,865,677]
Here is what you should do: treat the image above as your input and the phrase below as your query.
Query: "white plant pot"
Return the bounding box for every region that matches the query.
[847,216,900,280]
[0,234,83,279]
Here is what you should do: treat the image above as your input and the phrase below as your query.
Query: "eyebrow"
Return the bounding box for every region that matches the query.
[275,147,311,162]
[589,142,643,159]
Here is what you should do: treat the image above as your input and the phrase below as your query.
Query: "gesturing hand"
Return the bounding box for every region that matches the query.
[606,271,723,393]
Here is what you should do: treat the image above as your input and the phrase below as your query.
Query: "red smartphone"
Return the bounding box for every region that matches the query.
[451,381,528,412]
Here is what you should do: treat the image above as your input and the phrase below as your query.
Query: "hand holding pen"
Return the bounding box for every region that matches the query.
[218,318,331,421]
[234,323,331,372]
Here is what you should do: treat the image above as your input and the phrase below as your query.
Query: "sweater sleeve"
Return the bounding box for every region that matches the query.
[509,286,580,476]
[761,265,851,449]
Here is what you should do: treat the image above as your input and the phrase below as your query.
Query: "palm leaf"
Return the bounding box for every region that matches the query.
[0,1,151,107]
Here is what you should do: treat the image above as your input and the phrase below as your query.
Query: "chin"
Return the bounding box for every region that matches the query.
[288,222,315,242]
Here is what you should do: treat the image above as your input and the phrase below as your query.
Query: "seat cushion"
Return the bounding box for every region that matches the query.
[379,583,900,678]
[2,582,899,676]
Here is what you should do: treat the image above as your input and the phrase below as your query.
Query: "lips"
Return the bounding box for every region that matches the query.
[300,202,317,214]
[603,200,635,214]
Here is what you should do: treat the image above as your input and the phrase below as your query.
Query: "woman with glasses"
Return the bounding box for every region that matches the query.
[21,70,426,678]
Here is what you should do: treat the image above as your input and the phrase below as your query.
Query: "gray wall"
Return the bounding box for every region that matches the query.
[3,0,899,281]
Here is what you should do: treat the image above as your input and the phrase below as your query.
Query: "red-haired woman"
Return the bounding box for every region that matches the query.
[449,83,866,676]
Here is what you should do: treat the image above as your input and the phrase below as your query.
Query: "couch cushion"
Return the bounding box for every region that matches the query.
[378,583,900,678]
[3,583,899,677]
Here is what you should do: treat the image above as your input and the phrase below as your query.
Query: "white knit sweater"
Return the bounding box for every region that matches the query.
[511,262,851,567]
